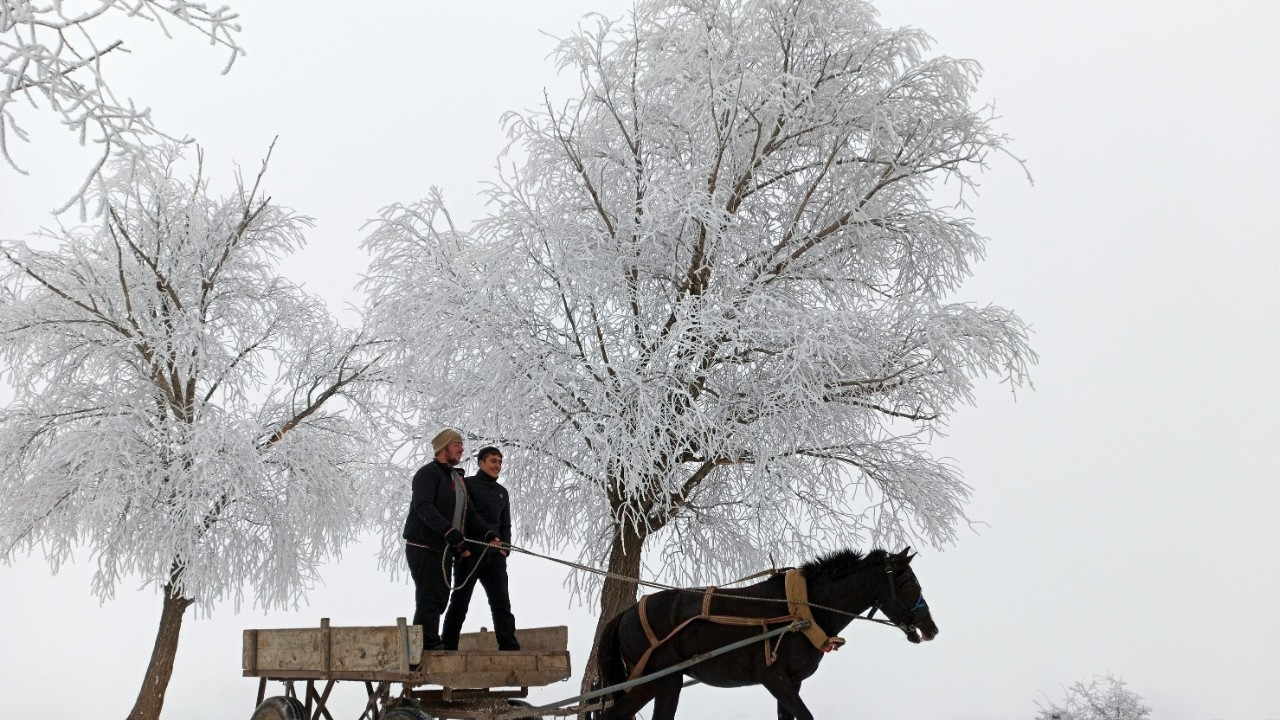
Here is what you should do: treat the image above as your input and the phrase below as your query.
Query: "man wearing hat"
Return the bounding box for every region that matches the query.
[403,428,500,651]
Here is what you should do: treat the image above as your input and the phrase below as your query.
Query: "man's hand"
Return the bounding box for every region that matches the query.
[489,538,508,557]
[445,528,470,557]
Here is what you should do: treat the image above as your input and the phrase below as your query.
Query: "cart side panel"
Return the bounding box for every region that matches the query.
[331,626,423,672]
[415,650,571,688]
[250,628,317,672]
[456,625,568,652]
[246,625,423,673]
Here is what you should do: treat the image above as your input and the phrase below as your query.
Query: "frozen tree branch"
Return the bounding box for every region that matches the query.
[362,0,1036,662]
[2,0,245,214]
[1,141,391,720]
[0,144,385,610]
[1036,674,1153,720]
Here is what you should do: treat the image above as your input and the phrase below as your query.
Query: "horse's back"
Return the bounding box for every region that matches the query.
[615,585,823,687]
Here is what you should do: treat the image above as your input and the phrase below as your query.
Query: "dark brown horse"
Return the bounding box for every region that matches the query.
[595,548,937,720]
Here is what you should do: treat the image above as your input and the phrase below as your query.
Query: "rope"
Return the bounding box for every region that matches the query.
[443,541,492,590]
[467,538,898,627]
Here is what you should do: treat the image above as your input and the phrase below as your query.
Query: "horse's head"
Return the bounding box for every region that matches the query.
[877,548,938,644]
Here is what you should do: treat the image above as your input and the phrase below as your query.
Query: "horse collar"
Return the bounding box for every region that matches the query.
[785,569,846,652]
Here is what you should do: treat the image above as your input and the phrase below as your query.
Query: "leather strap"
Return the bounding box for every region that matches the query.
[785,569,845,652]
[626,588,798,680]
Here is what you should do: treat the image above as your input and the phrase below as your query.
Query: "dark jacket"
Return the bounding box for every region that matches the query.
[463,470,512,544]
[403,460,496,551]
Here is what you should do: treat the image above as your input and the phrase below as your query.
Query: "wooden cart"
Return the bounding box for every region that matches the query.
[243,619,572,720]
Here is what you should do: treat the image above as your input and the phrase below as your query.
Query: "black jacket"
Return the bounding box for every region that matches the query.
[402,460,496,551]
[463,470,512,544]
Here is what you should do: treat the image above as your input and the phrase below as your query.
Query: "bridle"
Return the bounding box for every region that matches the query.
[865,560,930,636]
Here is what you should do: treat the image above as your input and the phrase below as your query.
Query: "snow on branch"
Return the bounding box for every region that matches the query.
[0,144,384,610]
[1037,674,1153,720]
[1,0,244,214]
[364,0,1036,594]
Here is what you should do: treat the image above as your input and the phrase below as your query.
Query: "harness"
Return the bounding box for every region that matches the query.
[865,561,931,635]
[626,569,845,680]
[784,570,847,653]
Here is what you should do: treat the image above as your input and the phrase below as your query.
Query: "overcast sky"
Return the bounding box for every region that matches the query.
[2,2,1278,719]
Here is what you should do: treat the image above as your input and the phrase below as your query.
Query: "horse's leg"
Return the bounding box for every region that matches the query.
[603,683,656,720]
[648,673,685,720]
[762,676,811,720]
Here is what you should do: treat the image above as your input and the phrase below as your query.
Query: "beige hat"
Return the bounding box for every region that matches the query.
[431,428,463,454]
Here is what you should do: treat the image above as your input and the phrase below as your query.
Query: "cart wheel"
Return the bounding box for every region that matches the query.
[250,696,306,720]
[503,699,540,719]
[382,709,433,720]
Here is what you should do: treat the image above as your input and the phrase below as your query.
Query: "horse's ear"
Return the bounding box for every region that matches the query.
[897,547,914,563]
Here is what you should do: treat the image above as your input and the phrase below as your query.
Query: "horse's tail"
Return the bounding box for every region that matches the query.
[595,611,628,719]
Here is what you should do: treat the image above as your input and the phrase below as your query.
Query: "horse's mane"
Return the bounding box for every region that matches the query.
[798,547,891,586]
[754,547,890,591]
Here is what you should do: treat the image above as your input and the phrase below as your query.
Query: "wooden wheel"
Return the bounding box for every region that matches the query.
[382,709,434,720]
[250,696,306,720]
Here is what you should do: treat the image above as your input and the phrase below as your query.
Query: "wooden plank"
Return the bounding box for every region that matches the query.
[243,629,258,672]
[321,618,331,674]
[331,626,423,672]
[243,655,571,688]
[241,623,567,688]
[396,617,410,674]
[415,651,572,689]
[539,654,571,672]
[456,626,568,652]
[466,653,539,672]
[418,668,569,689]
[419,652,469,674]
[310,680,336,720]
[408,689,528,702]
[254,627,320,671]
[248,624,423,673]
[244,669,414,682]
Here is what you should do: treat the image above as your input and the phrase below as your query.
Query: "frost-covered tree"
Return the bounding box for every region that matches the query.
[362,0,1034,672]
[2,0,243,211]
[0,146,381,720]
[1037,674,1153,720]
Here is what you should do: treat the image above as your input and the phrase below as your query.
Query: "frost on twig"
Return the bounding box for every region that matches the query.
[363,0,1036,600]
[0,144,385,611]
[1036,674,1153,720]
[1,1,244,216]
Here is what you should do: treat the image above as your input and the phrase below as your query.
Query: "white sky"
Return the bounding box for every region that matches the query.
[2,2,1278,719]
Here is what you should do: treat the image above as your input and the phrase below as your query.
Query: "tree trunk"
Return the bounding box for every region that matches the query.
[579,521,647,700]
[126,583,192,720]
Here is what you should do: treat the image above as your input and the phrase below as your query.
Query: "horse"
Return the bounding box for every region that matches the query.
[594,547,937,720]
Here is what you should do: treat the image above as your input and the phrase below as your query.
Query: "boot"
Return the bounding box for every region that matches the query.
[420,614,444,652]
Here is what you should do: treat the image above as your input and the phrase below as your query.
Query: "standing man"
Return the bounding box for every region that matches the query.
[403,429,499,651]
[441,446,520,651]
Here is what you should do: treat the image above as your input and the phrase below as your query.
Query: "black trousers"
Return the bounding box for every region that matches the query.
[406,545,452,649]
[441,550,519,650]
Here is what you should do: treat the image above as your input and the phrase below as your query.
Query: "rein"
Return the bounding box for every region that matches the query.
[467,538,906,631]
[442,542,491,590]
